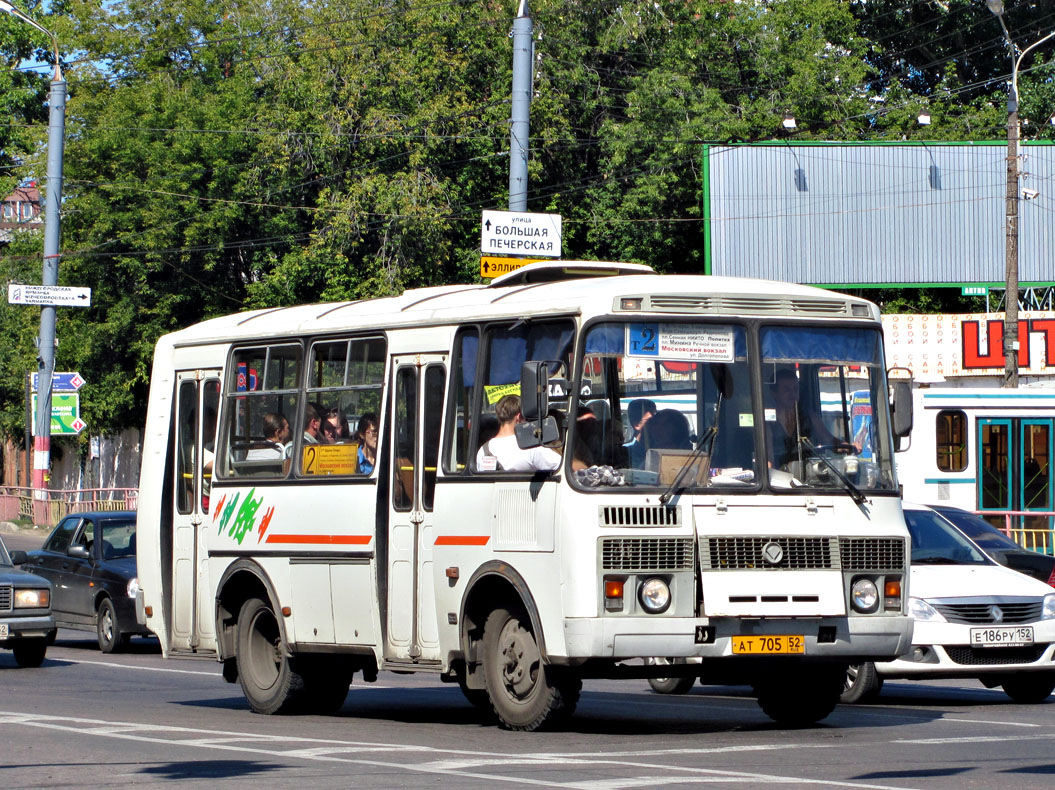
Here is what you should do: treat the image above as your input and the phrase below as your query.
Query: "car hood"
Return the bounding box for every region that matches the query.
[0,566,53,587]
[911,562,1053,600]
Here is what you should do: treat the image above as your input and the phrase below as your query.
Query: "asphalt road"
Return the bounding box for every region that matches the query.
[3,630,1055,789]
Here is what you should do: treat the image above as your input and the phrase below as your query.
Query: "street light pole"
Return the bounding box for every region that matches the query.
[986,0,1055,388]
[0,2,66,498]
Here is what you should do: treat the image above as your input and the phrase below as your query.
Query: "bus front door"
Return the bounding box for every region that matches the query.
[170,370,221,654]
[383,355,446,664]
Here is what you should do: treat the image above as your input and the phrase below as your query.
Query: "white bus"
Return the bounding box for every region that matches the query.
[897,387,1055,551]
[136,261,914,730]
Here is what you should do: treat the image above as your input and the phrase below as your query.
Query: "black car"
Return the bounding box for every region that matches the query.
[0,533,55,667]
[929,504,1055,586]
[16,511,150,652]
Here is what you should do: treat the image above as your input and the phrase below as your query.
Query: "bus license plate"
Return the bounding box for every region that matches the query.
[970,626,1034,647]
[732,635,805,655]
[0,624,7,637]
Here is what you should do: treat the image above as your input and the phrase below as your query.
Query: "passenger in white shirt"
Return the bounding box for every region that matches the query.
[476,394,561,473]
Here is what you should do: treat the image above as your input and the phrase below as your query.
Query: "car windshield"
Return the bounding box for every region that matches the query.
[932,506,1022,552]
[570,320,898,495]
[0,536,10,566]
[904,509,991,565]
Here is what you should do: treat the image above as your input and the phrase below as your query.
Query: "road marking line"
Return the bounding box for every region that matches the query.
[58,658,219,676]
[0,710,922,790]
[897,733,1055,745]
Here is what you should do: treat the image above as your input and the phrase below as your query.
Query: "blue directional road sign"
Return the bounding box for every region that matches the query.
[31,371,85,392]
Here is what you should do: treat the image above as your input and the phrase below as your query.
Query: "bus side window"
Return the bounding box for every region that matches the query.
[936,410,967,472]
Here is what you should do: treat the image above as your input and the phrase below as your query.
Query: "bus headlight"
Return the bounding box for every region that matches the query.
[850,578,879,613]
[639,578,671,614]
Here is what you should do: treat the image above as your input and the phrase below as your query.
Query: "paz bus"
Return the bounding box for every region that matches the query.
[135,261,914,730]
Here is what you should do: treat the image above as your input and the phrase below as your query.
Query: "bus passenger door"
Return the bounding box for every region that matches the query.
[384,355,446,663]
[170,370,221,654]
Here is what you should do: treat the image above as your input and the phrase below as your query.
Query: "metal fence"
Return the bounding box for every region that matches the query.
[0,487,138,529]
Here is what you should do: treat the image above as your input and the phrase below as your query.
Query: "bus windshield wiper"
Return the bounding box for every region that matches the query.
[799,436,866,505]
[659,426,716,505]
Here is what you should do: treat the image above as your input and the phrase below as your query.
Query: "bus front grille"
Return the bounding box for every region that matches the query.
[601,538,694,571]
[700,537,837,570]
[839,537,906,571]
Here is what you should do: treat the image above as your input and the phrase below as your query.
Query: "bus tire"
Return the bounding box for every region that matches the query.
[1000,673,1055,704]
[236,597,306,715]
[482,605,580,731]
[300,657,352,714]
[646,657,697,695]
[755,664,845,726]
[840,662,883,704]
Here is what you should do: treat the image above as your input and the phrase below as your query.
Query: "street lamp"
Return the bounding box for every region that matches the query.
[0,1,67,499]
[986,0,1055,388]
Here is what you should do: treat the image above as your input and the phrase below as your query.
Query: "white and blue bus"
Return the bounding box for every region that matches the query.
[135,261,913,730]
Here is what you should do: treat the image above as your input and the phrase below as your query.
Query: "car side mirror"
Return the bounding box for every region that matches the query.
[67,544,90,559]
[9,550,27,565]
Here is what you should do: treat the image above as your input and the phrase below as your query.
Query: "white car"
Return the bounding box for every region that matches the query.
[842,503,1055,704]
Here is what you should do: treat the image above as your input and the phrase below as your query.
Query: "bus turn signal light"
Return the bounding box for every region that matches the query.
[604,578,624,612]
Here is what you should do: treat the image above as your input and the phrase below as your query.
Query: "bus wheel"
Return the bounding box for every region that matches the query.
[840,662,883,704]
[236,597,306,714]
[1000,673,1055,704]
[300,657,352,714]
[755,664,844,726]
[482,605,580,731]
[646,657,697,695]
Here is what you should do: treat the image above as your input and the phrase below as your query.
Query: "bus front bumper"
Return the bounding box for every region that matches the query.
[560,615,913,662]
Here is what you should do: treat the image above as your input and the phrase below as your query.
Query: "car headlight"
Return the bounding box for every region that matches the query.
[639,577,671,614]
[126,577,140,599]
[908,597,946,623]
[14,588,50,608]
[851,578,879,613]
[1043,593,1055,621]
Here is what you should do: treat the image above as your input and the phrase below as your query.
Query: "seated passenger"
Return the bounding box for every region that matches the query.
[355,413,378,474]
[767,368,837,467]
[245,413,291,459]
[476,394,561,473]
[642,409,692,453]
[322,407,350,444]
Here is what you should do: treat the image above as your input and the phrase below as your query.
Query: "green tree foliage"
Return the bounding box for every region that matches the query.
[0,0,1048,440]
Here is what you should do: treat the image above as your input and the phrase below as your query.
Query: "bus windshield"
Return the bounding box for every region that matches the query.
[572,320,898,494]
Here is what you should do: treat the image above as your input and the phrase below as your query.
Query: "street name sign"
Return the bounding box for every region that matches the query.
[480,256,546,279]
[481,210,561,258]
[32,371,85,392]
[30,392,86,436]
[8,283,92,307]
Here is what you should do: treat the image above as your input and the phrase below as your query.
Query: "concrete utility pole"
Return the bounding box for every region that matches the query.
[0,2,67,496]
[986,0,1055,388]
[508,0,533,211]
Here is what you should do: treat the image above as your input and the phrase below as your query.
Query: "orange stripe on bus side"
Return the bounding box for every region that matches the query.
[264,534,373,545]
[434,535,490,546]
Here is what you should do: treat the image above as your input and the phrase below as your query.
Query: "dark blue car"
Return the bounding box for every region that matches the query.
[17,511,150,652]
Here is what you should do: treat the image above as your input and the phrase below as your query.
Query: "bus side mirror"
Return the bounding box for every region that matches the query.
[520,361,549,421]
[891,381,913,439]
